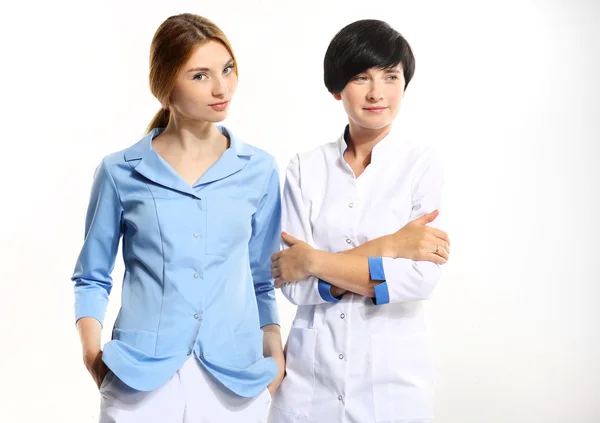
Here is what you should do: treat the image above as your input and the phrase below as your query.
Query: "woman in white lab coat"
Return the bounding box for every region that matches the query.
[268,20,450,423]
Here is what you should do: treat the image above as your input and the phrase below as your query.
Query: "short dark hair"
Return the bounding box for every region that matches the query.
[323,19,415,94]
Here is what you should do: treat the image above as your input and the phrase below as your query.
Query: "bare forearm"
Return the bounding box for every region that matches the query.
[262,324,283,357]
[308,250,378,297]
[77,317,102,360]
[340,234,394,258]
[262,324,285,394]
[329,236,391,297]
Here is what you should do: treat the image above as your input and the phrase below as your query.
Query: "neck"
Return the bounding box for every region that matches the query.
[345,121,392,160]
[159,116,228,155]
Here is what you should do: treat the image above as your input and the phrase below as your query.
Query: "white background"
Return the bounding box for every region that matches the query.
[0,1,598,422]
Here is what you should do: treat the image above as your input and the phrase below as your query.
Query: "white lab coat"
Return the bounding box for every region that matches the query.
[269,127,445,423]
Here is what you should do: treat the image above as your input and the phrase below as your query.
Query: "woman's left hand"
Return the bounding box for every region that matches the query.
[267,351,286,397]
[271,232,314,288]
[262,325,286,398]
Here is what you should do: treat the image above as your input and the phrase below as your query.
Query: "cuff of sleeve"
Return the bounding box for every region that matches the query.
[318,280,342,303]
[368,257,386,280]
[257,292,281,327]
[372,281,390,305]
[74,293,109,328]
[368,257,388,305]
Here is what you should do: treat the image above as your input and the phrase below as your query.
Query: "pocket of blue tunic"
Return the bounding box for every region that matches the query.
[234,328,263,368]
[111,329,158,356]
[205,194,254,256]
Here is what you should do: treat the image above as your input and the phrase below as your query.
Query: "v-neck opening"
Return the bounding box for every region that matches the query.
[341,147,374,181]
[149,129,233,189]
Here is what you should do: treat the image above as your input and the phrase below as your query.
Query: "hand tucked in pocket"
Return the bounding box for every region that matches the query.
[84,349,111,389]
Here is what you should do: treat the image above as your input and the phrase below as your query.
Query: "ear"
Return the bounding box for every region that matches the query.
[332,92,342,101]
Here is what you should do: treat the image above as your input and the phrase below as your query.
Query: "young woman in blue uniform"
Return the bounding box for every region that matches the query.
[73,13,284,422]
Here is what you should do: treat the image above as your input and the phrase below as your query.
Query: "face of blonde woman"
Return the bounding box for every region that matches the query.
[168,40,238,123]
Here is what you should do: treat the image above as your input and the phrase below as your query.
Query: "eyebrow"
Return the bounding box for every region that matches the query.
[187,58,234,73]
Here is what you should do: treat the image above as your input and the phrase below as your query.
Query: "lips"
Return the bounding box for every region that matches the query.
[209,101,229,111]
[364,106,387,113]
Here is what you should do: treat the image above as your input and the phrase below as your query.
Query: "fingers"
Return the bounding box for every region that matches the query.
[414,209,439,225]
[93,359,109,389]
[431,228,450,247]
[425,229,450,255]
[271,260,287,286]
[429,236,450,256]
[427,234,449,260]
[427,252,447,265]
[271,260,281,279]
[271,251,282,262]
[274,277,285,289]
[97,368,110,390]
[433,245,449,261]
[281,231,300,246]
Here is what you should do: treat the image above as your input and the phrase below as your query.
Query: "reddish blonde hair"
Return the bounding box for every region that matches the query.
[146,13,237,133]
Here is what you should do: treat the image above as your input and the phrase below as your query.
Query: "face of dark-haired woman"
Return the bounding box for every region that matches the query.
[333,64,405,131]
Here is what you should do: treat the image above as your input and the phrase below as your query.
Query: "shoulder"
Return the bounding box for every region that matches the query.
[95,132,151,181]
[400,139,444,173]
[247,144,277,171]
[287,137,340,176]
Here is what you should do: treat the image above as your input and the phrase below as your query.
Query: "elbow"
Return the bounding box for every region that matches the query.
[420,279,438,300]
[73,276,112,296]
[415,261,442,300]
[364,283,377,298]
[280,283,300,306]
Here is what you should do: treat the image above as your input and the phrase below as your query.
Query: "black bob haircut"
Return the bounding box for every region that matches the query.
[324,19,415,94]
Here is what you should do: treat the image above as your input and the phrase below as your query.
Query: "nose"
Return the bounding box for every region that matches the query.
[212,76,228,97]
[367,80,383,102]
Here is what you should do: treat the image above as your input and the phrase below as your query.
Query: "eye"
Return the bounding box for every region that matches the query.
[354,75,368,82]
[223,65,235,75]
[193,73,208,81]
[386,75,399,81]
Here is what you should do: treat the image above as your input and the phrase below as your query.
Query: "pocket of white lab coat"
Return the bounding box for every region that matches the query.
[271,327,317,418]
[370,333,434,422]
[253,387,272,423]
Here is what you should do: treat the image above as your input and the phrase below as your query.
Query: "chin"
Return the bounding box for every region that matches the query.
[355,118,394,131]
[196,112,230,123]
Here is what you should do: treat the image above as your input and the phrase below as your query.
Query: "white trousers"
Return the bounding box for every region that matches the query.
[99,356,272,423]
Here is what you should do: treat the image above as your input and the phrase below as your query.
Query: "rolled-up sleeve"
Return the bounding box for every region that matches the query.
[372,149,446,305]
[72,159,123,326]
[249,159,282,327]
[280,155,331,306]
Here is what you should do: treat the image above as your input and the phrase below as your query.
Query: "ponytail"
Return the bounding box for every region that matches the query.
[146,108,170,134]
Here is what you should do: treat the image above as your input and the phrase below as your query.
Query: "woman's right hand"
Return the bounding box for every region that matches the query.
[387,210,450,264]
[84,349,110,389]
[77,317,108,389]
